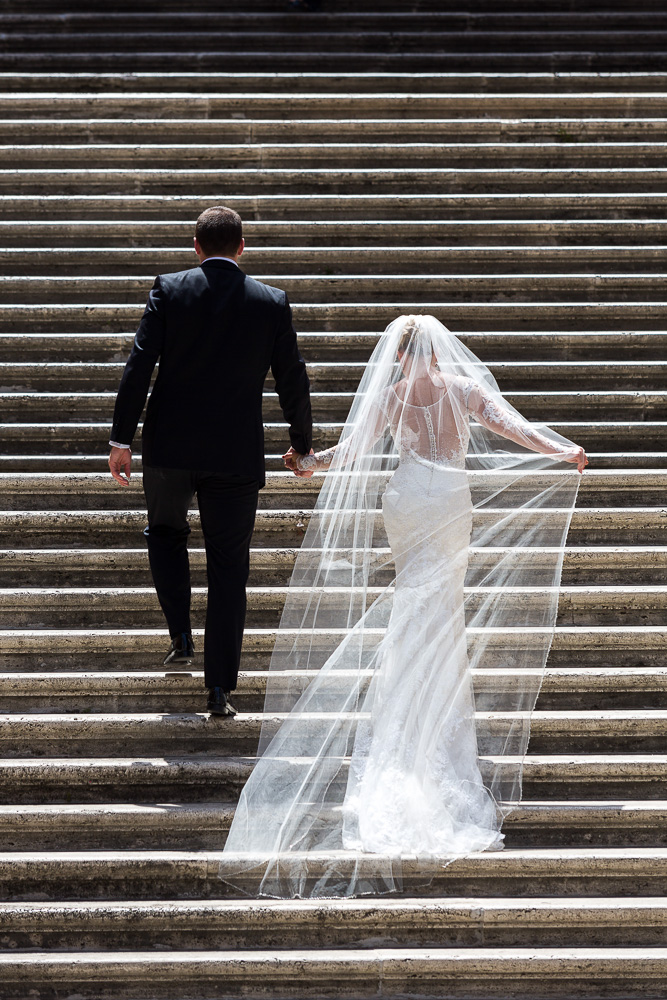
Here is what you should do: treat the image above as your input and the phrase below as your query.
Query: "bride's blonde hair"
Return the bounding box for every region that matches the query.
[398,315,425,356]
[398,314,439,364]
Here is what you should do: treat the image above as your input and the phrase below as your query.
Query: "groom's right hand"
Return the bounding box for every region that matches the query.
[109,446,132,486]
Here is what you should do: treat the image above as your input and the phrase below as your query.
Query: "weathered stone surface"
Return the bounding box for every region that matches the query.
[1,8,667,996]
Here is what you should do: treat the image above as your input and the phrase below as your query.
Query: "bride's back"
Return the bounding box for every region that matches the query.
[381,372,470,467]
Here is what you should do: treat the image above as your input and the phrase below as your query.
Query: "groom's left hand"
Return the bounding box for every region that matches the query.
[283,446,314,478]
[109,446,132,486]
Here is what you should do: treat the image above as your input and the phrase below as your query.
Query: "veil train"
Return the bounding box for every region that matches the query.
[219,315,582,898]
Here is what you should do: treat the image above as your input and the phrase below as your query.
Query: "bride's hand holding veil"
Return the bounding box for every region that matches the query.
[563,446,588,474]
[464,382,589,474]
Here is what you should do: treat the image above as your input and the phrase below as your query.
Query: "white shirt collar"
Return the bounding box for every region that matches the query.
[201,256,239,267]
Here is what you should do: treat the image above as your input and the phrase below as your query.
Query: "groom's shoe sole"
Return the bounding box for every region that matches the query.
[207,704,236,717]
[206,688,237,717]
[163,633,195,667]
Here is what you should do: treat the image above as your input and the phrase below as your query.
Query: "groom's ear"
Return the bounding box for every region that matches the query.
[237,238,245,257]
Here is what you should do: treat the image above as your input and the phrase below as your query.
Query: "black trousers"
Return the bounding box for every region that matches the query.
[142,466,259,690]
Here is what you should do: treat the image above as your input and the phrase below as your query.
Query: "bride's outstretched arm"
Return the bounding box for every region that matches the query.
[467,382,588,473]
[294,401,388,472]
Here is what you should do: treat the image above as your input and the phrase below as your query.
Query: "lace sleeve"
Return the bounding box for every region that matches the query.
[296,446,336,472]
[467,382,576,459]
[296,397,389,472]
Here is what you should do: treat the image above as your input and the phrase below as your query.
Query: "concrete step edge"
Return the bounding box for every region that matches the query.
[3,666,666,696]
[0,947,666,985]
[0,710,664,741]
[1,800,665,831]
[1,626,662,648]
[0,754,661,781]
[1,847,667,874]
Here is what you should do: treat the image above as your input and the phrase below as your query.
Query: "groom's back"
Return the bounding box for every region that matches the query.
[155,261,284,393]
[111,205,311,485]
[142,260,291,479]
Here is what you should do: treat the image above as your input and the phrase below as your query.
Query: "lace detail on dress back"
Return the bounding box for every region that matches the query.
[384,376,470,469]
[423,408,437,465]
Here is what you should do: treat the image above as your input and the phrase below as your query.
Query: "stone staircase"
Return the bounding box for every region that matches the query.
[1,1,667,997]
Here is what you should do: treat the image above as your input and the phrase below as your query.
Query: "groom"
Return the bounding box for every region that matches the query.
[108,206,313,716]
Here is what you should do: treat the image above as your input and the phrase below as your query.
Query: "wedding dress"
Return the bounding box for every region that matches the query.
[220,315,583,898]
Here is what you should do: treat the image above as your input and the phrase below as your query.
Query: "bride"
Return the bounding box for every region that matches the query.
[220,315,587,898]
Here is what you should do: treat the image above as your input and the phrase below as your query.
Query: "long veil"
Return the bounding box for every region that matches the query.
[219,315,582,898]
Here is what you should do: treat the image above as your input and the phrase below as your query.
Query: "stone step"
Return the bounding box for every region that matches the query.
[8,946,667,1000]
[2,665,666,713]
[19,1,667,9]
[1,707,665,755]
[0,470,659,513]
[2,752,664,807]
[8,117,667,145]
[6,52,666,74]
[5,272,667,304]
[0,756,253,805]
[0,584,661,629]
[7,11,667,35]
[1,507,661,548]
[2,848,667,900]
[0,799,664,851]
[17,21,663,47]
[6,360,667,390]
[2,625,660,671]
[3,450,659,473]
[4,70,667,94]
[1,545,662,588]
[6,94,667,121]
[7,245,667,276]
[6,166,667,196]
[18,28,667,59]
[1,468,655,500]
[7,17,664,49]
[2,893,667,948]
[0,801,238,851]
[8,141,667,171]
[0,419,660,455]
[5,41,667,74]
[1,947,667,1000]
[7,221,667,249]
[0,331,663,362]
[3,301,666,332]
[3,391,664,422]
[4,192,667,222]
[15,0,633,11]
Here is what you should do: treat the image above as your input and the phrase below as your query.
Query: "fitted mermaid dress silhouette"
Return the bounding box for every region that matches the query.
[310,372,574,857]
[221,315,583,899]
[341,377,504,854]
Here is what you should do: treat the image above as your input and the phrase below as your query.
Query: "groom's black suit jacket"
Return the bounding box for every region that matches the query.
[110,259,312,486]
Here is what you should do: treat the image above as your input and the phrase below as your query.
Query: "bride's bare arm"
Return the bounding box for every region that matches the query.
[467,383,588,473]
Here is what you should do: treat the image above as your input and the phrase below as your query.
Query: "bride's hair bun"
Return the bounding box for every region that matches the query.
[398,314,422,355]
[399,314,437,358]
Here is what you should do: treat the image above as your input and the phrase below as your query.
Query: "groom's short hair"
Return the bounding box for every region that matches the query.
[195,206,243,256]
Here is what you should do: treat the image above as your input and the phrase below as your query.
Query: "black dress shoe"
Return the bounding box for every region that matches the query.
[206,687,237,717]
[163,632,194,666]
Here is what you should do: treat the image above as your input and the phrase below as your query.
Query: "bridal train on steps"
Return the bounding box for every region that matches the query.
[220,315,585,898]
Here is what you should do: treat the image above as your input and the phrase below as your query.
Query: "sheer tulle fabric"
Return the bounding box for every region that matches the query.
[219,315,581,898]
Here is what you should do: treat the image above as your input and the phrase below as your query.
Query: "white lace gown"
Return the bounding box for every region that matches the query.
[221,360,579,892]
[340,376,506,855]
